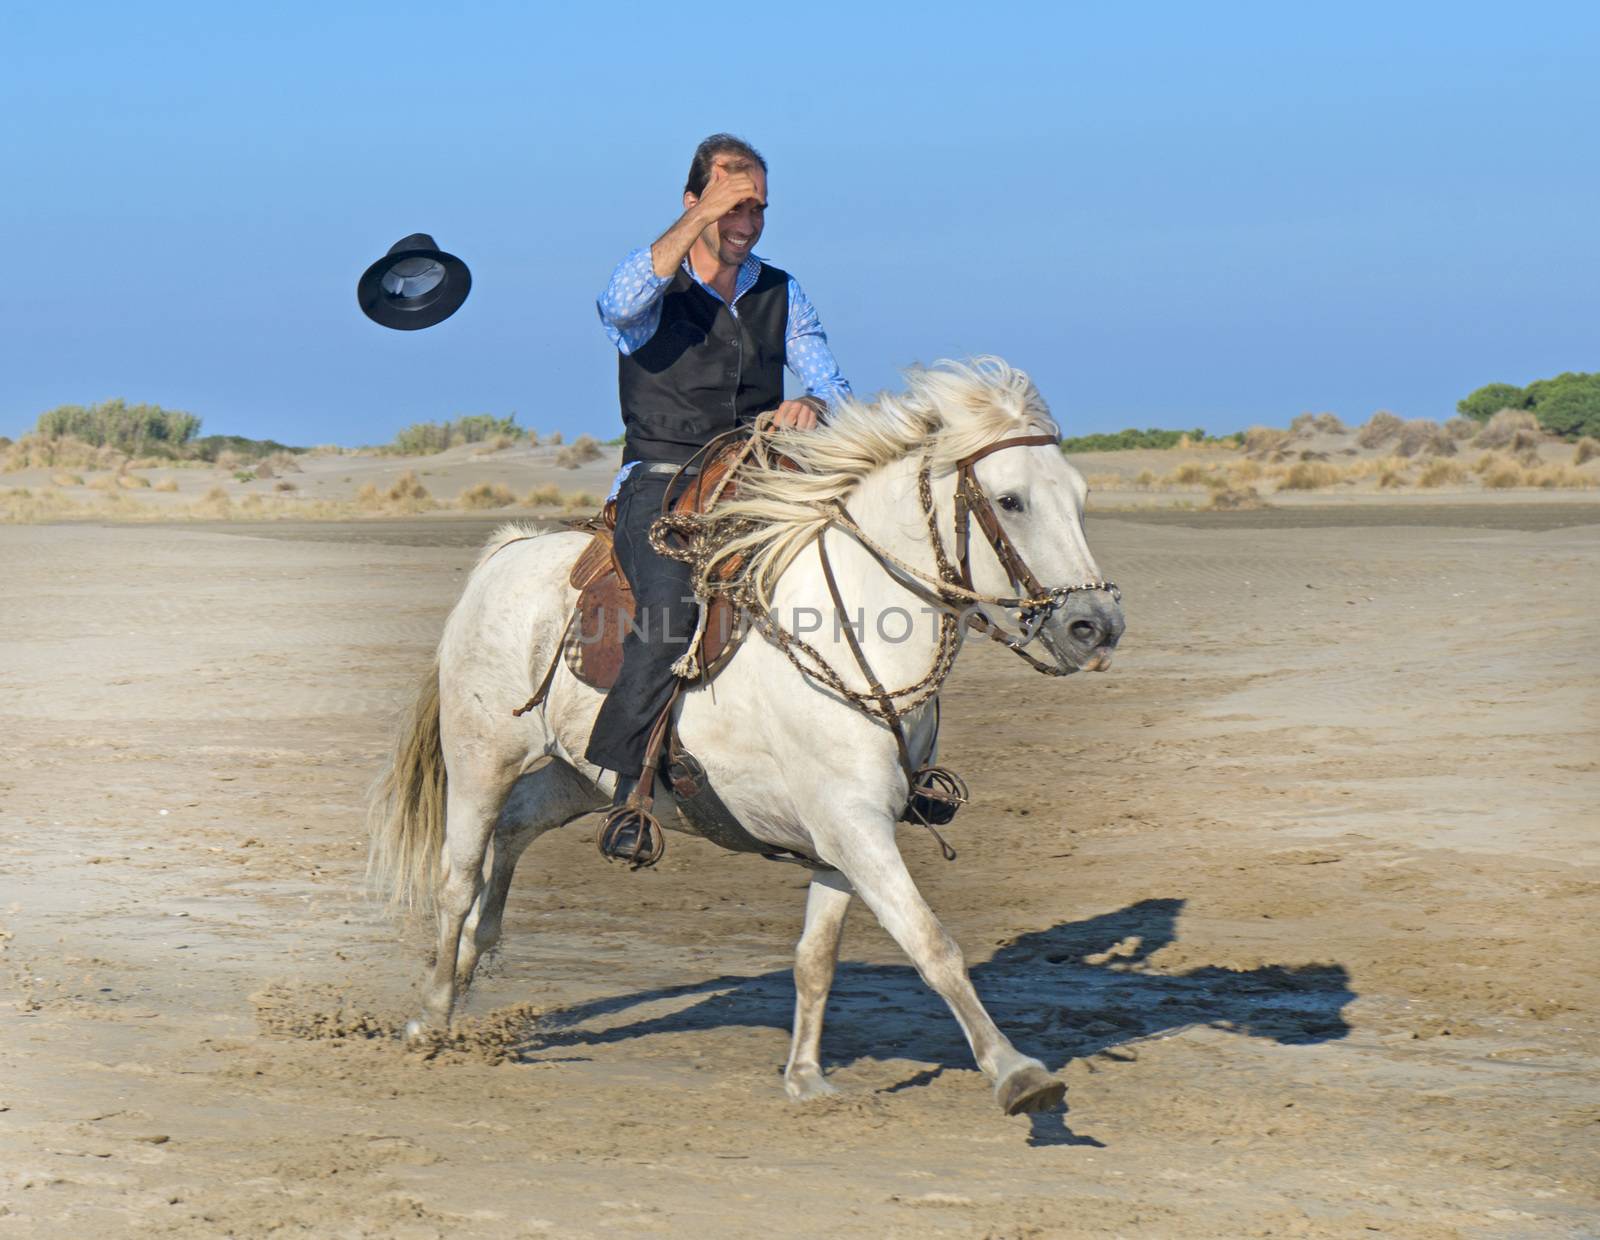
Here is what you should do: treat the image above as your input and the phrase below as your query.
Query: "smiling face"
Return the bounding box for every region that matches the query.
[686,161,767,269]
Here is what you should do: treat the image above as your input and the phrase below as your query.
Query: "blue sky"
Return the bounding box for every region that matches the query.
[2,1,1594,445]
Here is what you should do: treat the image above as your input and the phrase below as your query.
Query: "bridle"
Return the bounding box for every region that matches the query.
[825,431,1120,673]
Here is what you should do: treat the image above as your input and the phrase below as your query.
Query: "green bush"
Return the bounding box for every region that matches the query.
[1457,372,1600,438]
[34,399,200,456]
[1058,427,1238,453]
[190,433,305,462]
[1456,383,1527,423]
[1523,372,1600,439]
[386,413,521,455]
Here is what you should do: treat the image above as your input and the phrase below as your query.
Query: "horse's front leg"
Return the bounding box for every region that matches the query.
[784,869,854,1101]
[823,813,1065,1115]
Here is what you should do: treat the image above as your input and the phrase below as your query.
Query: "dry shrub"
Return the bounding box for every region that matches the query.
[1444,416,1479,441]
[118,473,152,489]
[523,483,563,507]
[1243,426,1290,456]
[546,430,564,446]
[1206,486,1268,510]
[273,479,297,492]
[563,490,600,513]
[1084,473,1124,490]
[1343,454,1404,482]
[1396,420,1456,458]
[1357,411,1403,448]
[253,460,275,479]
[265,450,302,474]
[1476,454,1526,489]
[1166,462,1214,486]
[1473,409,1540,450]
[387,470,429,502]
[526,430,541,448]
[1288,413,1317,434]
[154,478,179,492]
[1297,449,1330,461]
[87,473,118,491]
[458,481,517,510]
[305,444,345,457]
[555,434,603,469]
[1313,412,1347,434]
[1134,469,1156,488]
[192,485,232,515]
[1377,463,1410,488]
[51,472,84,487]
[356,482,383,510]
[1228,458,1265,484]
[1,486,87,523]
[1529,464,1596,490]
[1416,458,1467,488]
[214,449,243,471]
[4,432,127,472]
[1278,461,1343,490]
[1573,437,1600,465]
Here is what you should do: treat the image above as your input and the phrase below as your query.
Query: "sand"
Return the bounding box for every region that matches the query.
[1,506,1597,1238]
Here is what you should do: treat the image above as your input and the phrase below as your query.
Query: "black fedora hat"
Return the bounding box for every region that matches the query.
[357,233,471,330]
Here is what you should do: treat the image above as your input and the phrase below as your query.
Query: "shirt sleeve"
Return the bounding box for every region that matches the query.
[785,277,852,405]
[596,246,672,355]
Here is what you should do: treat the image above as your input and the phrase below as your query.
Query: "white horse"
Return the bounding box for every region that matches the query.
[369,358,1125,1115]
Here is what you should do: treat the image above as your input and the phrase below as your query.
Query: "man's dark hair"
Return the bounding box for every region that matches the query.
[684,134,767,198]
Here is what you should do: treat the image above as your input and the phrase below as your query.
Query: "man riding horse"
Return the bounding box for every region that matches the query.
[585,133,852,855]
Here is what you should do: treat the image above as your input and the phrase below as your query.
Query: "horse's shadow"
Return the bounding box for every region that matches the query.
[499,898,1353,1146]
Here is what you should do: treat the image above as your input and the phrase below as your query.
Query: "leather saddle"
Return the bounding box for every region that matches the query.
[564,444,747,690]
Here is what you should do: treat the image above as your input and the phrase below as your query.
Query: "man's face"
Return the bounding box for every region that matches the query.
[687,161,767,267]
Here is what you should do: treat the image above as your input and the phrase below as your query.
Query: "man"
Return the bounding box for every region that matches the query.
[584,134,851,852]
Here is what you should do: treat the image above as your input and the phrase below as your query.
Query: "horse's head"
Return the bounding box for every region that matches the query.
[960,437,1125,674]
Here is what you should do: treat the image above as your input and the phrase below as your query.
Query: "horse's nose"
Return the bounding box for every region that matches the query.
[1065,591,1124,649]
[1068,617,1105,646]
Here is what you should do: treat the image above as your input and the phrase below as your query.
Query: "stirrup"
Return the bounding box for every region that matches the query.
[907,765,968,827]
[598,802,666,870]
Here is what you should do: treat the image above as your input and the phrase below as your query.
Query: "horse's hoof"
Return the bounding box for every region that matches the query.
[402,1018,433,1047]
[784,1069,840,1102]
[997,1063,1066,1115]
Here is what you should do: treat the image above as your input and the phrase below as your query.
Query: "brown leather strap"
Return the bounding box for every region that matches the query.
[955,431,1059,467]
[817,531,916,781]
[512,607,577,716]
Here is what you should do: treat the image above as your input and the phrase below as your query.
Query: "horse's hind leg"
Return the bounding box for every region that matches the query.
[455,759,602,992]
[825,814,1066,1115]
[403,771,506,1041]
[784,869,854,1101]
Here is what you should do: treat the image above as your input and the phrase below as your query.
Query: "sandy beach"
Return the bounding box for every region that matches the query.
[2,503,1597,1238]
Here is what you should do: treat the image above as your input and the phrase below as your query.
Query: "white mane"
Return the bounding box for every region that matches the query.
[711,357,1059,602]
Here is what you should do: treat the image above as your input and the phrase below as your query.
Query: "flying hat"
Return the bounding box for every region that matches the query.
[357,233,471,330]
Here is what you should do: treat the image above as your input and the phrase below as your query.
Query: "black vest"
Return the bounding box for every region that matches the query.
[618,262,789,465]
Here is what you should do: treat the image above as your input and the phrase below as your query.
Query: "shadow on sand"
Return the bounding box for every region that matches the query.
[503,898,1353,1146]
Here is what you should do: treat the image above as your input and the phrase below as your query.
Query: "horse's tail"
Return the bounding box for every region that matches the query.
[367,653,447,913]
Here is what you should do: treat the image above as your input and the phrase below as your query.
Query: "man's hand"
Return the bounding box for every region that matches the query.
[650,160,764,279]
[692,162,762,222]
[770,399,821,431]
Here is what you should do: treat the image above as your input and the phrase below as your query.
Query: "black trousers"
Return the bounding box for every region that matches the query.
[583,470,697,777]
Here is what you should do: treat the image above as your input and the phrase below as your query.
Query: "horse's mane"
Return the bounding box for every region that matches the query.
[712,357,1059,603]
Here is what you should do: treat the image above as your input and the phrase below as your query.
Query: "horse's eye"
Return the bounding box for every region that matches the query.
[997,493,1024,513]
